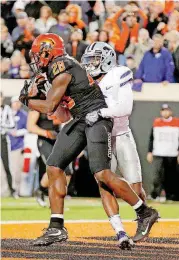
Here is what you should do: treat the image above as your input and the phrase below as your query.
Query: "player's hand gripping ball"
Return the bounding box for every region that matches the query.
[19,80,31,106]
[47,103,72,124]
[29,75,47,100]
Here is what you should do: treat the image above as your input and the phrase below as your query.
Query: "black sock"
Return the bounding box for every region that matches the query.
[39,185,48,196]
[39,184,46,193]
[49,217,64,229]
[135,203,148,216]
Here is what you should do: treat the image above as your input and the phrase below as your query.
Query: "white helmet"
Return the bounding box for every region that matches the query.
[81,42,116,77]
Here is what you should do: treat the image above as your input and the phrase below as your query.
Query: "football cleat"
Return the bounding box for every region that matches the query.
[117,231,134,250]
[33,227,68,246]
[133,207,159,242]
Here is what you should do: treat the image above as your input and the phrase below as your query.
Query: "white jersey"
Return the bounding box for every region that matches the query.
[98,66,133,136]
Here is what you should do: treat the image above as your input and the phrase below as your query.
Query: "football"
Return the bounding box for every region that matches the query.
[47,103,71,124]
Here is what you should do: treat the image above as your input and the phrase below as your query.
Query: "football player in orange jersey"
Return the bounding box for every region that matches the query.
[19,34,158,248]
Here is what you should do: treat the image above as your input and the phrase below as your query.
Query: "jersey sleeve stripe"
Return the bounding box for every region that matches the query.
[120,70,131,79]
[120,78,133,87]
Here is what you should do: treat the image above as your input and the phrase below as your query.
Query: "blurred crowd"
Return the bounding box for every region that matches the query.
[1,0,179,84]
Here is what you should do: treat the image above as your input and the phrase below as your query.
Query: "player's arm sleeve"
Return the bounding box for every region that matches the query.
[148,128,154,153]
[100,69,133,118]
[100,83,133,118]
[138,9,148,28]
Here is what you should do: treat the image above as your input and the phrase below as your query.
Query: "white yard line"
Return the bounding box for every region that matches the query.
[1,219,179,225]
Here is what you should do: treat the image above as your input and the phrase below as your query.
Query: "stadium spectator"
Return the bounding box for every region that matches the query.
[105,2,121,17]
[0,17,5,27]
[174,1,179,12]
[48,9,72,45]
[86,31,99,44]
[35,6,57,34]
[0,92,17,197]
[147,104,179,201]
[0,58,11,79]
[135,34,174,83]
[12,0,26,16]
[66,29,88,62]
[138,1,149,15]
[8,96,27,194]
[125,55,137,76]
[155,10,179,35]
[24,0,44,20]
[19,62,30,79]
[46,0,68,17]
[1,25,14,58]
[1,0,17,34]
[168,31,179,83]
[71,0,99,25]
[8,51,22,79]
[146,1,168,38]
[106,2,147,64]
[11,12,28,43]
[102,20,120,49]
[125,28,153,68]
[66,4,86,40]
[98,30,110,43]
[110,2,148,44]
[14,17,40,63]
[164,0,175,15]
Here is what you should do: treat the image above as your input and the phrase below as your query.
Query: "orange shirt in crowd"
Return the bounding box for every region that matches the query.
[66,4,86,30]
[164,0,175,15]
[106,8,148,53]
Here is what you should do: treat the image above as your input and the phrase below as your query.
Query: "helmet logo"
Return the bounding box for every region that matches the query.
[40,39,55,52]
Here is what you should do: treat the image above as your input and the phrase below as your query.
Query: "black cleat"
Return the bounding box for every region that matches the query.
[117,231,134,250]
[33,227,68,246]
[133,207,159,242]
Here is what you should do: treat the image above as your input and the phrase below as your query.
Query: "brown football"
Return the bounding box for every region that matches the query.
[47,103,71,124]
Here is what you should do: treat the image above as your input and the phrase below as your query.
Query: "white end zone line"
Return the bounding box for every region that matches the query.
[1,219,179,225]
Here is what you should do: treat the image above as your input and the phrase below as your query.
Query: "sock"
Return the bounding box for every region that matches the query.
[39,184,46,193]
[49,214,64,229]
[39,185,48,196]
[133,199,147,216]
[109,214,125,234]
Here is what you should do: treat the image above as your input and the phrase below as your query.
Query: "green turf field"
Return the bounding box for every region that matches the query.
[1,197,179,221]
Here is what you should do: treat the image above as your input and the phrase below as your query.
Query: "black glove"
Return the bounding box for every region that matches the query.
[85,110,102,126]
[35,76,49,98]
[35,79,47,100]
[19,80,30,106]
[35,77,47,92]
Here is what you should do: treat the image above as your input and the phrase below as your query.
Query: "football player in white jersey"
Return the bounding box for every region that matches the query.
[82,42,147,245]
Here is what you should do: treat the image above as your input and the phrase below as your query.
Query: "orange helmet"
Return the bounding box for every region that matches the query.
[30,33,65,74]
